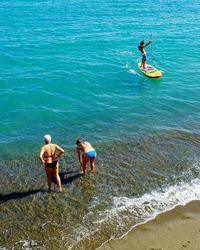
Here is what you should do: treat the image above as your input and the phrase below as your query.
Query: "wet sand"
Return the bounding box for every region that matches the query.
[100,200,200,250]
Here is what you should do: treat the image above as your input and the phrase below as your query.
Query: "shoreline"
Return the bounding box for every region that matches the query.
[99,200,200,250]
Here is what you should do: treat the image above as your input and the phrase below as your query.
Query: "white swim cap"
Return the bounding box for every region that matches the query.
[44,134,51,144]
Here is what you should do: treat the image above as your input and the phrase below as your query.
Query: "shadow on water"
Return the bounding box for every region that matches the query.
[59,171,81,185]
[0,189,43,204]
[0,172,81,204]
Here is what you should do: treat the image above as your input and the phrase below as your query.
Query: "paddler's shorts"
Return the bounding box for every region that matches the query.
[142,54,146,61]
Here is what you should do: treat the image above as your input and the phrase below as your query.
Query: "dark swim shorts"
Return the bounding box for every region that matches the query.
[142,54,146,61]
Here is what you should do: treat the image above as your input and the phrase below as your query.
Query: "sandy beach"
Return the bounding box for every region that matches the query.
[100,200,200,250]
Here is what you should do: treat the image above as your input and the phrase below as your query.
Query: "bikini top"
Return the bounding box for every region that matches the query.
[44,153,55,158]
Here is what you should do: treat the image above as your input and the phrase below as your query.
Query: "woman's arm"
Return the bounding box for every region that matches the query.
[55,144,65,159]
[77,147,83,167]
[39,147,45,164]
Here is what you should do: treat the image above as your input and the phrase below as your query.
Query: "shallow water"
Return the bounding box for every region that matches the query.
[0,0,200,249]
[1,132,200,249]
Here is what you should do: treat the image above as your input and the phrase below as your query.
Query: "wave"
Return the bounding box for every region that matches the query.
[96,176,200,248]
[69,161,200,249]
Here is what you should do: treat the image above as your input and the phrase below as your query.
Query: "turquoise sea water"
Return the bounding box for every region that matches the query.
[1,0,200,249]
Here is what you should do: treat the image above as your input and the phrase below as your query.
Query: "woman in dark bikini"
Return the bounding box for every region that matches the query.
[39,135,65,192]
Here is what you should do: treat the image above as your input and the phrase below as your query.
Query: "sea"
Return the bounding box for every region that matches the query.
[0,0,200,249]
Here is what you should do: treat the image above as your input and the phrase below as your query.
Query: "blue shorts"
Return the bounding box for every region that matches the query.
[142,54,146,61]
[85,150,96,158]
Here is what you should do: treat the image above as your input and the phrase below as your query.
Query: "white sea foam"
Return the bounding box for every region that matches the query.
[13,240,40,250]
[103,160,200,222]
[101,178,200,223]
[128,69,137,75]
[94,178,200,250]
[69,178,200,250]
[69,160,200,249]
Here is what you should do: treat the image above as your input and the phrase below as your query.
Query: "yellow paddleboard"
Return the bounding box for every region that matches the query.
[138,63,162,78]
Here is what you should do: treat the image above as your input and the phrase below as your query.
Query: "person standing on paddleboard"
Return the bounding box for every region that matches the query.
[138,40,151,69]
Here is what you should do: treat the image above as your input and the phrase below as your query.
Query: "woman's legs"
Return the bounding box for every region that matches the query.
[53,164,62,191]
[45,166,53,191]
[90,157,96,173]
[82,154,95,174]
[45,165,62,191]
[82,154,89,175]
